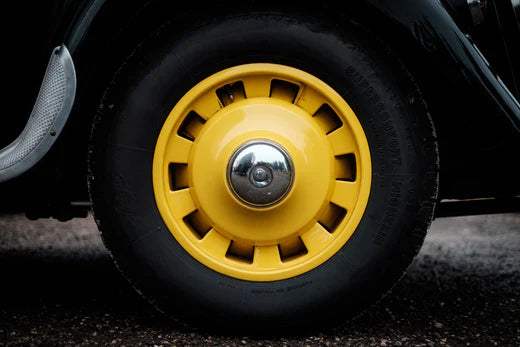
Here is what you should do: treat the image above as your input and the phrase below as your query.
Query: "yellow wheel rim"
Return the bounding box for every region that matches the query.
[153,64,371,281]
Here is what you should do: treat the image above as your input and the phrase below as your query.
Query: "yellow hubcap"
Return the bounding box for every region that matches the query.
[153,64,371,281]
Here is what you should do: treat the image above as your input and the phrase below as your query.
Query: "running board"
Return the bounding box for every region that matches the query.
[0,45,76,183]
[435,197,520,218]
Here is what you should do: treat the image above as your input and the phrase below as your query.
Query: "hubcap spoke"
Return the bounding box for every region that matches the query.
[199,229,231,258]
[169,188,196,218]
[190,91,222,120]
[301,223,334,255]
[242,75,273,98]
[327,126,357,156]
[331,180,360,212]
[165,135,193,164]
[253,245,282,268]
[295,85,327,115]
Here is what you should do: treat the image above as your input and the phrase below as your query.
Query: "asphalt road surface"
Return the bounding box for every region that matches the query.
[0,213,518,346]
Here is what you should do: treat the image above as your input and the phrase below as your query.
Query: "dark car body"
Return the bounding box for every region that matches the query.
[1,0,519,220]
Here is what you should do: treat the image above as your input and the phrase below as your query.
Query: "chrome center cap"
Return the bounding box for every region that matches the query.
[227,140,294,207]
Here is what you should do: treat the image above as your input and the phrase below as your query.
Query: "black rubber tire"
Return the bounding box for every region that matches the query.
[88,12,438,332]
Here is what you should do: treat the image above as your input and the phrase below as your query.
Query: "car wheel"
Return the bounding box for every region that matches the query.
[88,12,438,332]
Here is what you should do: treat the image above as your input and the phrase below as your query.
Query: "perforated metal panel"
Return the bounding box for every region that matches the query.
[0,45,76,182]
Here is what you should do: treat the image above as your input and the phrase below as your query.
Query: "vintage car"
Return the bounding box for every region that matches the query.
[1,0,519,331]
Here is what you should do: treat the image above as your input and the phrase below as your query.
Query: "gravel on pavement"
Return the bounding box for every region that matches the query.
[0,213,519,346]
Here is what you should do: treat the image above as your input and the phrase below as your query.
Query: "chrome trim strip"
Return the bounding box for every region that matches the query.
[0,45,76,183]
